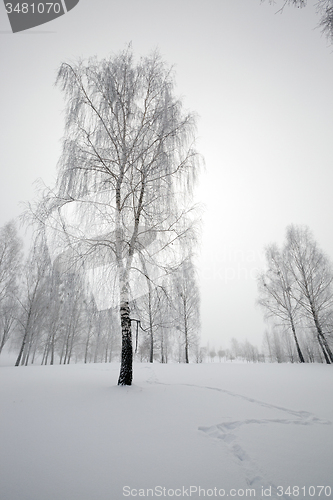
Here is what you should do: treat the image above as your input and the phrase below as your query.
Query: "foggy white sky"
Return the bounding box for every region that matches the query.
[1,0,332,350]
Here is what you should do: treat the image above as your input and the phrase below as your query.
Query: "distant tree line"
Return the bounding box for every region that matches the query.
[0,220,201,367]
[202,338,264,364]
[3,222,332,366]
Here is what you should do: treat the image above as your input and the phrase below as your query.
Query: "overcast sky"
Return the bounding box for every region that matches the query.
[1,0,332,350]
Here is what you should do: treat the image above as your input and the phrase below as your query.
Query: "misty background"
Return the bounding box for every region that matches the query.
[1,0,332,350]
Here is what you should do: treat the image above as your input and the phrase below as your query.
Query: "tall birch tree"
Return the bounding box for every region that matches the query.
[44,48,199,384]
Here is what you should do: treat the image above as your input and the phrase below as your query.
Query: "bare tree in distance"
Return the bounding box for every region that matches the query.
[39,47,200,384]
[15,232,51,367]
[257,243,305,362]
[0,221,23,356]
[263,327,286,363]
[0,221,22,303]
[132,280,173,364]
[285,225,333,363]
[172,258,200,363]
[263,0,333,44]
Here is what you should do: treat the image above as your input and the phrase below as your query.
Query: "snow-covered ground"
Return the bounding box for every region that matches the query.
[0,358,332,500]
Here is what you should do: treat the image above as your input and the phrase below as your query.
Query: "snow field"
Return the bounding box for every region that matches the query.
[0,361,332,500]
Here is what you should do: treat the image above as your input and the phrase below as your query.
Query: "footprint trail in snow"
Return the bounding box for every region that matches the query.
[193,383,331,499]
[144,372,331,500]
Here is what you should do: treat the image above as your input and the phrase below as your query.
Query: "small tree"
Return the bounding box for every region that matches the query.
[217,349,225,362]
[230,337,242,359]
[172,258,200,363]
[263,327,286,363]
[209,349,216,362]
